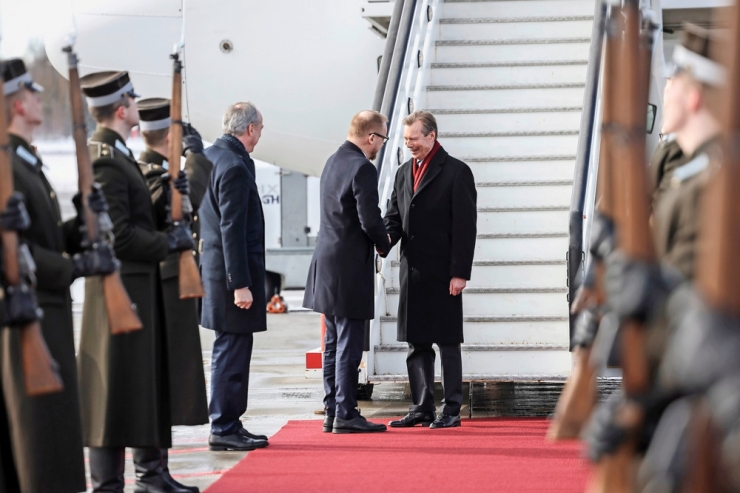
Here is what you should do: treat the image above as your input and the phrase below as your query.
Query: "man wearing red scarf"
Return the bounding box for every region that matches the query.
[385,111,477,429]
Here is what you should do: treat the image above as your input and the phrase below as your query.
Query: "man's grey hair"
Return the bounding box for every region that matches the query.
[222,101,261,136]
[403,110,438,138]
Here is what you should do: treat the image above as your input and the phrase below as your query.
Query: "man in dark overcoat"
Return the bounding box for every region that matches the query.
[136,98,212,491]
[200,102,269,451]
[385,111,477,429]
[78,71,198,493]
[303,110,391,434]
[0,59,107,493]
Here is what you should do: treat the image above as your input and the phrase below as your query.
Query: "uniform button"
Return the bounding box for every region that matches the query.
[410,235,415,240]
[50,191,56,199]
[192,233,197,239]
[57,221,63,227]
[409,266,414,272]
[411,204,415,208]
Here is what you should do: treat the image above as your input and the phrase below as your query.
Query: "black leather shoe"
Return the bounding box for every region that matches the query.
[239,428,269,441]
[333,415,387,434]
[389,412,436,428]
[209,433,268,451]
[160,449,199,493]
[323,416,335,433]
[429,414,461,429]
[135,475,190,493]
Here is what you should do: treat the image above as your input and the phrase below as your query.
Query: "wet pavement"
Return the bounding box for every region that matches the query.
[69,302,621,491]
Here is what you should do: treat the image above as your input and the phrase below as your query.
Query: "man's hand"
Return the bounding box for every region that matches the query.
[0,192,30,232]
[234,287,253,310]
[450,277,466,296]
[375,235,392,256]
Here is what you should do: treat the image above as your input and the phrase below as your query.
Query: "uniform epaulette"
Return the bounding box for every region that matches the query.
[671,153,709,187]
[88,141,116,161]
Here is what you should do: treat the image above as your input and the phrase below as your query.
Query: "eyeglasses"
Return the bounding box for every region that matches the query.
[370,132,390,144]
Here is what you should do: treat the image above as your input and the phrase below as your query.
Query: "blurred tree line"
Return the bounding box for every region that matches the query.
[25,39,95,139]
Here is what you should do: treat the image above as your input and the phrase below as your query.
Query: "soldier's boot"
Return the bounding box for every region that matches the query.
[132,448,190,493]
[89,447,125,493]
[160,448,199,493]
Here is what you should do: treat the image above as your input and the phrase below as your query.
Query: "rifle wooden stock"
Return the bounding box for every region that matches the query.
[0,69,63,396]
[681,402,727,493]
[547,7,618,441]
[64,47,142,334]
[169,53,205,299]
[590,3,656,491]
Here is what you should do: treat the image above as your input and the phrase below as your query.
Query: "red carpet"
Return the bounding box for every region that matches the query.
[206,418,591,492]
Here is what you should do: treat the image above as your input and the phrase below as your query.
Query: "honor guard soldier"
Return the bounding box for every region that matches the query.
[136,98,211,487]
[2,58,116,493]
[77,71,198,493]
[653,23,723,281]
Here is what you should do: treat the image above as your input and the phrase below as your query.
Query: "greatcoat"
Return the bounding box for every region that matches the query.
[200,137,266,334]
[78,127,172,448]
[138,148,210,425]
[0,134,86,492]
[303,141,390,320]
[384,145,477,345]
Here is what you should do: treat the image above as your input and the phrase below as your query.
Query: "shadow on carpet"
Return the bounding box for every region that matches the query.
[205,418,590,493]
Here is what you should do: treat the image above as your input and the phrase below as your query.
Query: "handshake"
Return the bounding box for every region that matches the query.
[375,234,392,257]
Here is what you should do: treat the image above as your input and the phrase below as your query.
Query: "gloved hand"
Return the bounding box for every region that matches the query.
[589,212,615,261]
[160,170,190,196]
[584,391,630,462]
[167,222,195,253]
[5,281,43,326]
[72,242,120,279]
[0,192,31,232]
[182,122,204,156]
[604,251,671,324]
[72,183,109,221]
[571,307,600,349]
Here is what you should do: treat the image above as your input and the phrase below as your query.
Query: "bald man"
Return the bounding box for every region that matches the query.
[304,110,391,434]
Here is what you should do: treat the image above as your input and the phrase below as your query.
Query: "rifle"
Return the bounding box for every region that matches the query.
[589,1,657,491]
[168,48,205,299]
[548,1,614,440]
[0,63,63,396]
[63,43,143,334]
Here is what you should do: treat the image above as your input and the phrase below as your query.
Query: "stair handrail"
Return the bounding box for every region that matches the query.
[567,0,608,339]
[364,0,442,384]
[372,0,407,113]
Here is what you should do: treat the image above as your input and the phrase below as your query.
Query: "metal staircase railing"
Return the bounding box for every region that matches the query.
[566,0,608,341]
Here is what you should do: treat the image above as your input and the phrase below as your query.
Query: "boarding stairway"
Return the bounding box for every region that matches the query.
[366,0,599,383]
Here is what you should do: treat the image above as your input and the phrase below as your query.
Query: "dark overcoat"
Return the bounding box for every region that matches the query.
[0,135,86,492]
[654,138,721,281]
[303,141,390,319]
[200,137,266,334]
[78,127,172,448]
[138,149,210,425]
[384,145,477,345]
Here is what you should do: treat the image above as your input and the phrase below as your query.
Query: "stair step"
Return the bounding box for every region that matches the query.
[441,20,592,42]
[426,86,585,110]
[429,82,585,91]
[434,111,581,134]
[440,15,594,23]
[388,258,567,289]
[437,37,590,46]
[373,344,572,377]
[442,0,595,20]
[430,64,587,86]
[432,60,588,68]
[477,207,569,234]
[442,132,579,159]
[468,159,575,181]
[384,286,567,317]
[477,180,573,208]
[474,234,568,260]
[435,40,591,64]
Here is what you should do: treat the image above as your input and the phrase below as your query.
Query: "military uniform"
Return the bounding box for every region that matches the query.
[0,60,86,493]
[136,98,210,426]
[653,138,721,280]
[78,123,173,450]
[649,136,686,212]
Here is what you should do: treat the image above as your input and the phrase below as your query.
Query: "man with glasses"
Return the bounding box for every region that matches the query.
[304,110,391,434]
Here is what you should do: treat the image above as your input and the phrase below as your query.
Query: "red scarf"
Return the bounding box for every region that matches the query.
[412,141,441,192]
